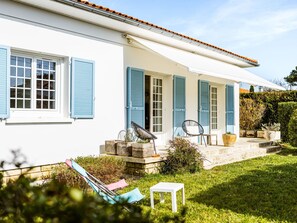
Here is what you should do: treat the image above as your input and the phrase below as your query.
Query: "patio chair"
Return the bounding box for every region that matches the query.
[182,120,217,147]
[65,159,144,210]
[131,121,158,155]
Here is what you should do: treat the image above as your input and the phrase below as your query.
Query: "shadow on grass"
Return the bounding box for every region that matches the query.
[277,146,297,156]
[191,163,297,222]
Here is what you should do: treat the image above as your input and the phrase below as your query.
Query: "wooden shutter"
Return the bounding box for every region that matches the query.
[173,75,186,136]
[126,67,144,128]
[71,58,95,118]
[0,46,10,119]
[198,80,210,133]
[226,84,235,133]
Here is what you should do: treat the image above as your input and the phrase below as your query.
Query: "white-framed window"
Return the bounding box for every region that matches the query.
[8,51,66,122]
[211,87,218,129]
[10,55,58,110]
[152,77,163,133]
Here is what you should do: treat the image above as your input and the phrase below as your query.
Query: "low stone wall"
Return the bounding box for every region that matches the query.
[1,163,59,184]
[104,154,166,176]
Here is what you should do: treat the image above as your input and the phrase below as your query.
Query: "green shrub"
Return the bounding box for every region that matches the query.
[240,91,297,125]
[52,156,126,190]
[240,98,265,130]
[278,102,297,142]
[161,138,203,174]
[288,109,297,146]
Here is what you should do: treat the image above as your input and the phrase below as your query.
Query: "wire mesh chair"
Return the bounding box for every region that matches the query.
[131,121,158,155]
[182,119,208,147]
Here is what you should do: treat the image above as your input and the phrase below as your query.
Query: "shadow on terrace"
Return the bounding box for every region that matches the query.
[190,163,297,222]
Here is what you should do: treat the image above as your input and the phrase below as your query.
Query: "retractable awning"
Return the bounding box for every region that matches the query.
[128,35,285,90]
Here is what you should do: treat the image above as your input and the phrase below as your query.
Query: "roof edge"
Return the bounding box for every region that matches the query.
[65,0,259,66]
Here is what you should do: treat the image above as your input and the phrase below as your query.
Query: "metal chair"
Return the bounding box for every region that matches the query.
[182,120,217,147]
[131,121,158,155]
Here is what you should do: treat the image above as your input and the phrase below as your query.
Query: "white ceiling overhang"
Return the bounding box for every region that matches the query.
[127,35,285,90]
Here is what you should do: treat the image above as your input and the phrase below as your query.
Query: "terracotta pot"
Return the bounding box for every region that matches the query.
[222,134,237,147]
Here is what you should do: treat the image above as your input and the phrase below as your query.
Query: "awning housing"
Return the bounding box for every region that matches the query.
[128,35,284,91]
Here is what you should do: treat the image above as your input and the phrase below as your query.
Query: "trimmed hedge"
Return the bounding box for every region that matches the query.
[288,109,297,146]
[278,102,297,142]
[240,91,297,126]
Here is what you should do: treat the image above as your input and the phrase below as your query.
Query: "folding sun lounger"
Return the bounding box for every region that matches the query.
[65,159,145,209]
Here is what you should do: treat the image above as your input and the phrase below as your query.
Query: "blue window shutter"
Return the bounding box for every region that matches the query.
[71,58,95,119]
[0,46,10,119]
[198,80,210,133]
[173,75,185,137]
[226,84,235,133]
[126,67,144,128]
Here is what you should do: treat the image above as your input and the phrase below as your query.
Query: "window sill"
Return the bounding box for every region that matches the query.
[5,117,74,124]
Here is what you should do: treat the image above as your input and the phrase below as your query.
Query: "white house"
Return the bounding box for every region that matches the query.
[0,0,284,168]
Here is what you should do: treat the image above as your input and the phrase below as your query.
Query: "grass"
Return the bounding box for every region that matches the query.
[122,144,297,223]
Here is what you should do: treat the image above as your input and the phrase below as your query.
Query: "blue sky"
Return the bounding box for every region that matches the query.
[92,0,297,84]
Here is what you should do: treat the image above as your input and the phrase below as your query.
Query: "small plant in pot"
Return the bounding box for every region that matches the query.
[261,123,281,141]
[222,132,237,147]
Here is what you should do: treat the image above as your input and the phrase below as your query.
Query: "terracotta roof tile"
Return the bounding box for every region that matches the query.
[74,0,258,64]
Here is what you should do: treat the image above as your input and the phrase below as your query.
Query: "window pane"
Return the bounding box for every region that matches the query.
[25,100,31,108]
[25,68,31,78]
[11,56,16,66]
[37,60,42,69]
[37,70,42,79]
[25,90,31,98]
[17,57,24,66]
[25,58,32,68]
[10,78,16,87]
[43,71,49,79]
[25,79,31,88]
[17,67,24,77]
[43,61,49,70]
[50,101,55,109]
[17,89,23,98]
[43,90,48,99]
[11,67,16,76]
[43,101,48,109]
[36,100,41,109]
[17,78,24,87]
[50,71,55,80]
[36,90,42,99]
[10,99,15,108]
[50,91,55,99]
[17,100,23,108]
[10,88,16,98]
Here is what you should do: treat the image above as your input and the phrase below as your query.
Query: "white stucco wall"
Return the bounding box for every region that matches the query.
[0,1,240,167]
[0,1,127,166]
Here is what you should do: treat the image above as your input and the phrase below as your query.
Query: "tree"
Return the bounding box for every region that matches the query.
[284,66,297,90]
[249,85,254,92]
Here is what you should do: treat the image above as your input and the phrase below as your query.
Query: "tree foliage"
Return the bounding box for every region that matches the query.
[240,98,265,130]
[284,66,297,90]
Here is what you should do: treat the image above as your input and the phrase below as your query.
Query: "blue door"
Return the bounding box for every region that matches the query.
[173,75,185,137]
[126,67,145,128]
[226,85,235,133]
[198,80,210,134]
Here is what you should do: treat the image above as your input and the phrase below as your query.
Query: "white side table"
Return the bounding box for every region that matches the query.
[150,182,185,212]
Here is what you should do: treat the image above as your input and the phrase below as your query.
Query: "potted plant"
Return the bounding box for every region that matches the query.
[261,123,281,141]
[222,132,237,147]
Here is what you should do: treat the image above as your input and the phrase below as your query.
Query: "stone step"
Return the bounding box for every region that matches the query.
[202,142,281,169]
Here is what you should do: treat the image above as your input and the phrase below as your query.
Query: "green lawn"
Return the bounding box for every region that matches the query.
[126,145,297,223]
